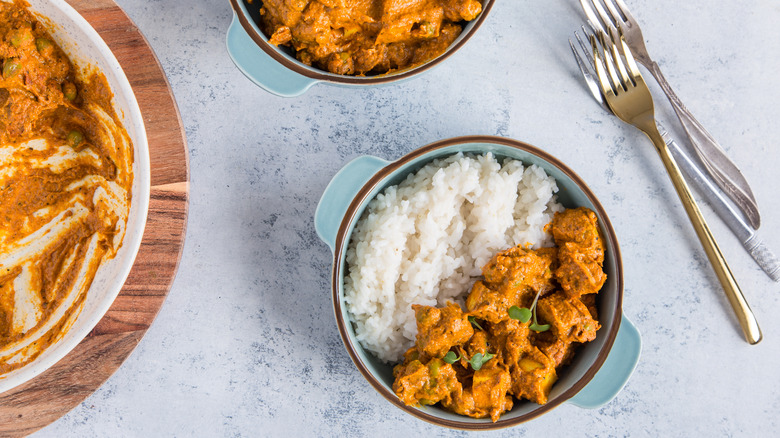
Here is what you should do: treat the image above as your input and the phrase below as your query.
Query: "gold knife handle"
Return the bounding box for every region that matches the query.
[645,124,762,344]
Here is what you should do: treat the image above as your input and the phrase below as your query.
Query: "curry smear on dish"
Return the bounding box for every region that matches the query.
[392,207,606,422]
[253,0,482,75]
[0,1,133,373]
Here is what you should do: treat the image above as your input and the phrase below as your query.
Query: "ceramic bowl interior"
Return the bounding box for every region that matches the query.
[231,0,495,83]
[330,137,622,429]
[0,0,150,393]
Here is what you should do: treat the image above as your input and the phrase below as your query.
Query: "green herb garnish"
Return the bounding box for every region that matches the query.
[508,291,549,332]
[442,350,495,370]
[467,315,484,331]
[529,321,550,332]
[468,352,495,371]
[442,351,460,364]
[441,351,460,365]
[508,305,531,323]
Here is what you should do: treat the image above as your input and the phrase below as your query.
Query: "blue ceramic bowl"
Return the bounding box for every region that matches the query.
[226,0,495,97]
[315,136,641,429]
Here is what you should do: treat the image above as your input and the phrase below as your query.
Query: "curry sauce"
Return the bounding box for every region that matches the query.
[392,207,606,421]
[254,0,483,75]
[0,1,133,373]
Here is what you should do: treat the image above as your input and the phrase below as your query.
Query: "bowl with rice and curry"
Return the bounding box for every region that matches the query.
[227,0,494,96]
[315,136,641,429]
[0,0,149,392]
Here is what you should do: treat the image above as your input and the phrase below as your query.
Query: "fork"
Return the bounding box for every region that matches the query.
[579,0,761,231]
[570,30,780,283]
[589,27,761,344]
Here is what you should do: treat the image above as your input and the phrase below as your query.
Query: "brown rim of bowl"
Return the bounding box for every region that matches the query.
[228,0,495,84]
[329,136,624,430]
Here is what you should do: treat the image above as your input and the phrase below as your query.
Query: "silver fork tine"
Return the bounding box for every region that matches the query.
[602,0,627,26]
[612,0,637,27]
[590,0,618,31]
[569,33,609,110]
[576,27,597,70]
[578,0,607,34]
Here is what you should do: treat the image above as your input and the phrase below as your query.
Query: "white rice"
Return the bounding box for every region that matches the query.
[344,153,563,363]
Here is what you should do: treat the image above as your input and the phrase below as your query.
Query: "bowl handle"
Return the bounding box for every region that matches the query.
[315,156,389,251]
[567,314,642,409]
[226,14,316,97]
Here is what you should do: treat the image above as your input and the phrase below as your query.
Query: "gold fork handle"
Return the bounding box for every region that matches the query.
[643,124,762,344]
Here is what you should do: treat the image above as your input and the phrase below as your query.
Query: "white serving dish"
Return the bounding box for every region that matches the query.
[0,0,150,393]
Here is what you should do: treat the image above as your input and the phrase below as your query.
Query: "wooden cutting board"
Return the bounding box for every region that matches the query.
[0,1,189,435]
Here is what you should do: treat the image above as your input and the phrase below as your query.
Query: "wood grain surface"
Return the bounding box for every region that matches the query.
[0,0,189,435]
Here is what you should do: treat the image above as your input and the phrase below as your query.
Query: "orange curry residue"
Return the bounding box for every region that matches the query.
[0,1,134,374]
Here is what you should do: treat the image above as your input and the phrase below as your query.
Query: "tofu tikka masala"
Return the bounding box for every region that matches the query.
[254,0,483,75]
[392,207,606,421]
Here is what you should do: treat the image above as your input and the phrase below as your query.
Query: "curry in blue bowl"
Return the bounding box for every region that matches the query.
[227,0,495,96]
[315,136,641,429]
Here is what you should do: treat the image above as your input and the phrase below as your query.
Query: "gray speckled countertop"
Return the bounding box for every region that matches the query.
[34,0,780,436]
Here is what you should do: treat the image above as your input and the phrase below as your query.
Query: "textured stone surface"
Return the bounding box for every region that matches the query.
[36,0,780,436]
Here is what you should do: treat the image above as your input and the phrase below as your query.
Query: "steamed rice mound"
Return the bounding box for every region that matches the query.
[344,153,564,363]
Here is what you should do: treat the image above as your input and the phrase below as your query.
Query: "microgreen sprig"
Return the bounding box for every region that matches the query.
[441,351,495,371]
[467,315,484,331]
[507,306,531,323]
[468,352,494,371]
[508,290,550,332]
[442,351,460,364]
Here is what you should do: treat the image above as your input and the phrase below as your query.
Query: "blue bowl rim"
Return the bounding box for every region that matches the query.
[228,0,496,84]
[328,135,624,430]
